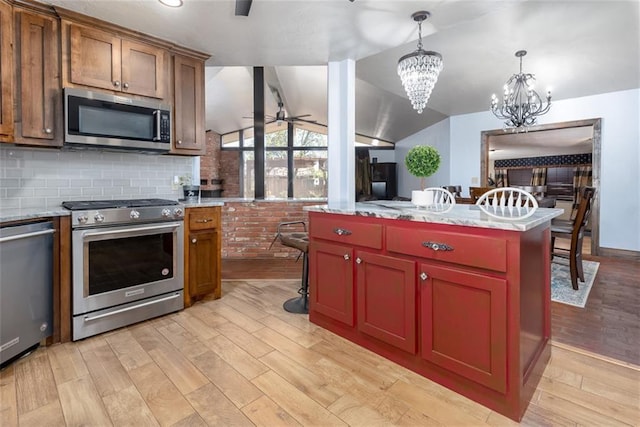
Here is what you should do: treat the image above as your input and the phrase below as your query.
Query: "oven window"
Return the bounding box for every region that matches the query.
[87,232,174,295]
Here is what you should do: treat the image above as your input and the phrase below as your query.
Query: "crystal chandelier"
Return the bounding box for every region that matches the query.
[397,11,443,114]
[491,50,552,129]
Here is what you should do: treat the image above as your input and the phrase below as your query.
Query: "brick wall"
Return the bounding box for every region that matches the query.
[200,131,221,191]
[222,200,320,259]
[220,151,241,197]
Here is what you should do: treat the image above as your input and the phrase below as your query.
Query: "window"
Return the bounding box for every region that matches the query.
[222,122,328,199]
[221,121,392,199]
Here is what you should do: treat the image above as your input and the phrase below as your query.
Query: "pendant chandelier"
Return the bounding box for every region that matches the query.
[397,11,443,114]
[491,50,552,129]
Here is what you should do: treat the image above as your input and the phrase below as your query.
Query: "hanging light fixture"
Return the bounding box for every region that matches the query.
[397,11,443,114]
[491,50,552,130]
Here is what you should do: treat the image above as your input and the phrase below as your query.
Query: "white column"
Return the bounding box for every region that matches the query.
[327,59,355,209]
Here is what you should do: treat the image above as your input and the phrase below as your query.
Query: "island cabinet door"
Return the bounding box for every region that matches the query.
[309,241,355,326]
[356,252,416,354]
[419,263,507,393]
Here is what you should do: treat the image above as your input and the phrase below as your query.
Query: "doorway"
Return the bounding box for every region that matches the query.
[480,118,601,255]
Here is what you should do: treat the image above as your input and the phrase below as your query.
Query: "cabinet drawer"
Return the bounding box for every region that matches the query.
[386,226,507,272]
[310,216,382,249]
[188,208,220,230]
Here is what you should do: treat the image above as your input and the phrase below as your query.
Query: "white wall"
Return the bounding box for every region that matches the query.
[0,146,194,209]
[431,88,639,252]
[395,118,450,198]
[369,149,395,164]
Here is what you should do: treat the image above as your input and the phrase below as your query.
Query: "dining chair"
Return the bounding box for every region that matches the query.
[469,186,494,203]
[475,187,539,220]
[551,186,596,290]
[442,185,462,198]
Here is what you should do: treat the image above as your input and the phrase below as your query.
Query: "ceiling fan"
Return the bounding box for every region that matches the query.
[269,102,315,126]
[235,0,252,17]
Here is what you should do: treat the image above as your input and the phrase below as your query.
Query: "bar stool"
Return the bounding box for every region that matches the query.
[269,221,309,314]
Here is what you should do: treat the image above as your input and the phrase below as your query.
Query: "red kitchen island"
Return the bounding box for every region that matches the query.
[305,201,563,421]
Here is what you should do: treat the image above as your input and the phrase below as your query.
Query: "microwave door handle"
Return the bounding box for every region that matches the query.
[153,110,161,141]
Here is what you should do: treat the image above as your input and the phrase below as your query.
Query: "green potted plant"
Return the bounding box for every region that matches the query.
[405,145,441,190]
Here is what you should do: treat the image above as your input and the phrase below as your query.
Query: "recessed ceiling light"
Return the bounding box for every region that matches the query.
[159,0,183,7]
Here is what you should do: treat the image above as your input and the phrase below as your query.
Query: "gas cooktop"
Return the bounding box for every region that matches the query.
[62,199,179,211]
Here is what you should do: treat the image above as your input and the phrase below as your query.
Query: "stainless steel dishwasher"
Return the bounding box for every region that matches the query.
[0,221,54,366]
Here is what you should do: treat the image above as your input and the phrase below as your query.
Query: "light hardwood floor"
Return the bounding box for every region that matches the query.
[1,279,638,426]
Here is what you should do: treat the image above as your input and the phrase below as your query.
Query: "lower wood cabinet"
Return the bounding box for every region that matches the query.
[309,241,354,326]
[419,263,507,392]
[357,251,416,354]
[184,206,221,306]
[308,211,551,421]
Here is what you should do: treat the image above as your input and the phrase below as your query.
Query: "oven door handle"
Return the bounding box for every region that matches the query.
[81,222,182,238]
[83,292,181,322]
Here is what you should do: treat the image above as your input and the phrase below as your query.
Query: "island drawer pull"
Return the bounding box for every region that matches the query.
[422,241,454,251]
[333,228,352,236]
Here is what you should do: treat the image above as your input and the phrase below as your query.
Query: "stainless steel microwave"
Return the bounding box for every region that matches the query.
[64,88,171,153]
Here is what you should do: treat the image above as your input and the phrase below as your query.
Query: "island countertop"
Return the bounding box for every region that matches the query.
[304,200,563,232]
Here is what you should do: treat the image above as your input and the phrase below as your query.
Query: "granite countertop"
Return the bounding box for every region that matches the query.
[0,207,71,223]
[304,200,564,232]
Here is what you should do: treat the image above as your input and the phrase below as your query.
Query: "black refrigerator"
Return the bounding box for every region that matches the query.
[371,162,397,200]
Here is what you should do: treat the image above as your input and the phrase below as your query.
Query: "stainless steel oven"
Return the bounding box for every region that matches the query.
[64,199,184,340]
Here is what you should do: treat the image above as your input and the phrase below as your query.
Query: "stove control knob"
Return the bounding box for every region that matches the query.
[94,212,105,223]
[173,207,184,217]
[77,214,88,224]
[161,208,171,218]
[130,210,140,219]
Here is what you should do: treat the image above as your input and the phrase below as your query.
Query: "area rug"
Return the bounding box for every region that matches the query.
[551,258,600,308]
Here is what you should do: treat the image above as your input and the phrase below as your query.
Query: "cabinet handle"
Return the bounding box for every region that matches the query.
[177,140,183,145]
[420,272,428,281]
[44,128,52,134]
[123,82,129,89]
[195,219,213,223]
[422,241,454,252]
[343,254,350,261]
[356,257,362,264]
[191,238,197,243]
[333,228,352,236]
[113,80,120,87]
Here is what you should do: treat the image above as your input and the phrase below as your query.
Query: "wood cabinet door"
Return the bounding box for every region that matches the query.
[69,24,121,92]
[17,11,61,146]
[172,54,204,154]
[188,229,220,299]
[419,263,507,393]
[121,39,166,99]
[0,0,13,140]
[309,241,355,326]
[356,252,416,354]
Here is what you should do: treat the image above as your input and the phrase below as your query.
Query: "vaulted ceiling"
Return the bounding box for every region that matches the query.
[46,1,640,142]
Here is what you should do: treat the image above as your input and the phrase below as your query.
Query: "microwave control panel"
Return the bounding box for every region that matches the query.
[160,112,171,143]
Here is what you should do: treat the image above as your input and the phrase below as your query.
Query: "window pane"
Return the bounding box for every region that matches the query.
[222,132,239,148]
[293,150,327,198]
[243,128,254,147]
[294,127,327,147]
[243,151,254,198]
[265,150,288,198]
[266,127,288,147]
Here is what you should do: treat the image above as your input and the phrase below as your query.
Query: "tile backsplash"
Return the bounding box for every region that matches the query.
[0,145,195,209]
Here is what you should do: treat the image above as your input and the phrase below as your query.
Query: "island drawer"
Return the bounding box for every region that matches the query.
[188,207,220,230]
[386,226,507,272]
[310,215,383,249]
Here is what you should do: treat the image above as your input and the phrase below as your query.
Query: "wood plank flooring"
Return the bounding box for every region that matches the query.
[2,277,639,426]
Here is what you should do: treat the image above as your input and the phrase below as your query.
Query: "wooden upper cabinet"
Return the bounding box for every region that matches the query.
[15,10,61,146]
[67,23,166,99]
[0,0,14,141]
[121,39,165,99]
[171,54,205,154]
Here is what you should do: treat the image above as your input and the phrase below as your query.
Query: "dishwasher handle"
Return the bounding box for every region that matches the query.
[0,229,55,243]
